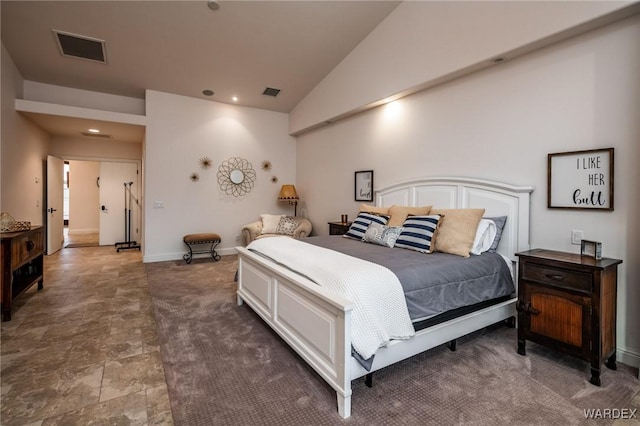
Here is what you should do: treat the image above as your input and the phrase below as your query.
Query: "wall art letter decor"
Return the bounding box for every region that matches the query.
[548,148,614,210]
[354,170,374,202]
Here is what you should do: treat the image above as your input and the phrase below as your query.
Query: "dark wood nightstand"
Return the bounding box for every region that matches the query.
[328,221,352,235]
[515,248,622,386]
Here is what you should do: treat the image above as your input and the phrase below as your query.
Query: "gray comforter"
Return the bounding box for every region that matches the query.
[306,235,515,322]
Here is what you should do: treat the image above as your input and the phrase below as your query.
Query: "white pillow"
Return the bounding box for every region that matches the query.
[470,219,497,255]
[261,214,284,234]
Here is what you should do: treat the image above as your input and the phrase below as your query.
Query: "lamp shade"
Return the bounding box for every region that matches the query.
[278,184,299,201]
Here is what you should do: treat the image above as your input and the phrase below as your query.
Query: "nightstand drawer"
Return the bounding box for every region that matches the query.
[522,263,591,293]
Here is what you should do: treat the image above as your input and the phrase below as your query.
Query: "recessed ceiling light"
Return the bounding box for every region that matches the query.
[232,96,238,102]
[202,89,214,96]
[88,128,100,133]
[491,57,506,64]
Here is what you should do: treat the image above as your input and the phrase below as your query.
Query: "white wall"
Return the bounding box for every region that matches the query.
[143,90,296,262]
[50,136,142,161]
[1,43,50,226]
[290,1,637,135]
[68,160,99,234]
[296,15,640,367]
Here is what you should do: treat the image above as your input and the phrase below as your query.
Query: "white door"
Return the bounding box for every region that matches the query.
[46,155,65,255]
[99,162,140,246]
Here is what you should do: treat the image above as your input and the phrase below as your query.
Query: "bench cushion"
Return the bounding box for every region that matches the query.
[183,233,221,244]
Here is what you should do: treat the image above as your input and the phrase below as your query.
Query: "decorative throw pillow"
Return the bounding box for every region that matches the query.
[359,204,389,216]
[275,216,300,236]
[362,223,404,248]
[470,219,497,255]
[394,215,442,253]
[261,214,284,234]
[486,216,507,253]
[430,208,485,257]
[387,205,433,227]
[343,212,389,240]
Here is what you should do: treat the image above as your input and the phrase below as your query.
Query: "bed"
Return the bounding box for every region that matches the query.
[235,177,534,418]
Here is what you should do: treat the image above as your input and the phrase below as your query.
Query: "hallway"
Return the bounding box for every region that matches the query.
[0,244,173,425]
[64,228,99,248]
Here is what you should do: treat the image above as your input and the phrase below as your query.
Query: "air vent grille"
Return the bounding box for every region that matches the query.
[54,30,107,63]
[81,132,112,139]
[262,87,281,97]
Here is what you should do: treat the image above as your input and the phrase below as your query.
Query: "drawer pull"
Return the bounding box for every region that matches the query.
[516,301,540,315]
[545,273,564,281]
[26,240,35,251]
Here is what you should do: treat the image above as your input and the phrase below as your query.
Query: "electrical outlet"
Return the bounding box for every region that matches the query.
[571,230,583,245]
[235,234,241,242]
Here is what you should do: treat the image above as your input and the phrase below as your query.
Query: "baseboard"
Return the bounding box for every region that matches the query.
[617,345,640,378]
[143,247,236,263]
[68,228,99,235]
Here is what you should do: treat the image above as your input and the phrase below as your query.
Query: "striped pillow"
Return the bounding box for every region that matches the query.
[394,214,442,253]
[343,212,389,240]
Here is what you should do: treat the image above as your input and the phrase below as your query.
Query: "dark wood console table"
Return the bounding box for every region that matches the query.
[1,226,45,321]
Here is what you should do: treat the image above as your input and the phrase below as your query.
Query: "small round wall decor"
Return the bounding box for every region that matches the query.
[217,157,256,196]
[200,156,213,169]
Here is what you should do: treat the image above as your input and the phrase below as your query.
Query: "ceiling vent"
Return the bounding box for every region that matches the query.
[262,87,281,97]
[53,30,107,63]
[81,132,112,139]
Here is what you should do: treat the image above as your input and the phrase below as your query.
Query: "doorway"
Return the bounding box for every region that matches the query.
[64,160,99,247]
[62,160,141,248]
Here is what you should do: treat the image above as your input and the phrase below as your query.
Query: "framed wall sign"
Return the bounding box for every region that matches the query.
[354,170,374,202]
[548,148,614,210]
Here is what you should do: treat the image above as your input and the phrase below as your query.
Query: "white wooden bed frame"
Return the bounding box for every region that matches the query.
[235,177,534,418]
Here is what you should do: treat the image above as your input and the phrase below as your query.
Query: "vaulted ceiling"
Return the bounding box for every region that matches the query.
[2,1,400,113]
[2,1,399,143]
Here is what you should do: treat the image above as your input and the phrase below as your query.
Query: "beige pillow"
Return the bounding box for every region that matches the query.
[430,208,485,257]
[387,205,432,227]
[261,214,284,234]
[359,204,389,215]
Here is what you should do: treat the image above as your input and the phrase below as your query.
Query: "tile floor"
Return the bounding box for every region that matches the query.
[1,231,173,425]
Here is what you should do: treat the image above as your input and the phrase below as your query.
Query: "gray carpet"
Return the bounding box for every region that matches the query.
[146,255,640,425]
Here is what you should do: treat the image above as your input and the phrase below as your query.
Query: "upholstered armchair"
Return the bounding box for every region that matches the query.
[242,214,312,246]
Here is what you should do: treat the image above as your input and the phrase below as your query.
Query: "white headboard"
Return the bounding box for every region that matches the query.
[375,177,534,261]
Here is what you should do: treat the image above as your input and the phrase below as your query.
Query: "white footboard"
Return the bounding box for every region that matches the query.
[236,247,355,418]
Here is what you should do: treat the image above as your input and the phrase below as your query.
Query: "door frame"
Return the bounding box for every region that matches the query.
[46,155,65,254]
[49,155,143,250]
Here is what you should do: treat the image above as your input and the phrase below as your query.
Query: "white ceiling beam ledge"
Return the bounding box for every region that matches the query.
[15,99,147,126]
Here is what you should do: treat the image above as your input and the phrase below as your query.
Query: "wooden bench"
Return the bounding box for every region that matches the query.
[182,233,221,264]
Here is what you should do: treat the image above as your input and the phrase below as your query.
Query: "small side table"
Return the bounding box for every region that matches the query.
[328,221,352,235]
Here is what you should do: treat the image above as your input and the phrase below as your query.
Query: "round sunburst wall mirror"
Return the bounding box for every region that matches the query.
[217,157,256,196]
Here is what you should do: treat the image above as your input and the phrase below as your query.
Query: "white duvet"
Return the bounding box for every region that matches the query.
[247,236,415,360]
